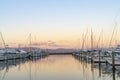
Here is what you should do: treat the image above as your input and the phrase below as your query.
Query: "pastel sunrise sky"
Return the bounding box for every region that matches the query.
[0,0,120,49]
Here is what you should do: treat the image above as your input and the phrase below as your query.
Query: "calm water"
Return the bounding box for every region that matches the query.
[0,55,120,80]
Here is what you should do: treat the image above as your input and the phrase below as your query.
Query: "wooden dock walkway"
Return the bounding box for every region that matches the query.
[92,58,107,63]
[106,59,120,66]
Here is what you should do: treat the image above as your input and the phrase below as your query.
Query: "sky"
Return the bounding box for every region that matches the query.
[0,0,120,49]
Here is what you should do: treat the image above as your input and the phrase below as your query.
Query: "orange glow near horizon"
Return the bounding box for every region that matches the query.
[1,27,120,49]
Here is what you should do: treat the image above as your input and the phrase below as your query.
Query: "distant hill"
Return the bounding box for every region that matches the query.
[46,48,76,53]
[2,47,76,53]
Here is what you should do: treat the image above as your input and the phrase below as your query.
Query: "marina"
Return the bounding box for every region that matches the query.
[0,0,120,80]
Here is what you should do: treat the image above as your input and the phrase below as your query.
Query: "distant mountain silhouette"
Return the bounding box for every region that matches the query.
[46,48,76,53]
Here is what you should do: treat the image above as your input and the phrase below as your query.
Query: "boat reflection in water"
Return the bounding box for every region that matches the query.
[0,56,46,80]
[0,55,120,80]
[74,55,120,80]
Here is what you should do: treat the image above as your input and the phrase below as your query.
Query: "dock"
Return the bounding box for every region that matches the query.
[92,58,107,63]
[106,59,120,66]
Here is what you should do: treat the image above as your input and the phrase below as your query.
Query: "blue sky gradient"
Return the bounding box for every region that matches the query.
[0,0,120,48]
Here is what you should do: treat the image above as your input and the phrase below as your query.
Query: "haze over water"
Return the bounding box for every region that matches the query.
[0,55,119,80]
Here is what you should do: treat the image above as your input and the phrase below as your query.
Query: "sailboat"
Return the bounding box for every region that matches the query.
[0,32,28,60]
[0,32,8,60]
[28,34,47,57]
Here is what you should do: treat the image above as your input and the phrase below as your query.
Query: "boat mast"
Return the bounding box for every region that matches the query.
[81,30,88,50]
[109,22,117,48]
[109,9,120,48]
[0,32,7,49]
[29,33,31,53]
[91,29,93,50]
[96,30,103,49]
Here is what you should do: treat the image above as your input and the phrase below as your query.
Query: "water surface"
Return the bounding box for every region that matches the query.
[0,55,120,80]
